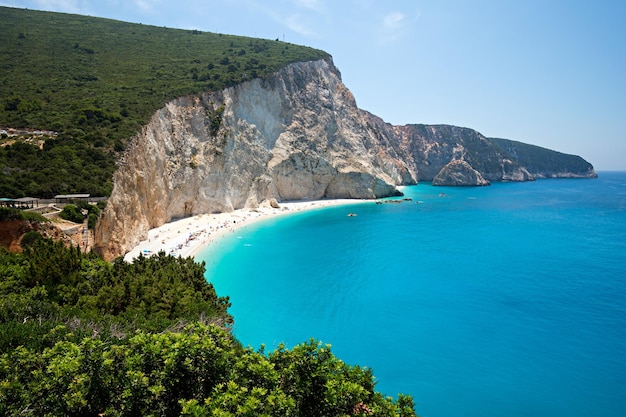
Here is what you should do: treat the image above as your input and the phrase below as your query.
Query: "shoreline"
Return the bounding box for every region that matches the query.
[123,198,369,262]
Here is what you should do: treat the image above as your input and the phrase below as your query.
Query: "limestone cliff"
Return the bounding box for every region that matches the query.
[95,58,415,260]
[392,124,535,183]
[432,160,490,186]
[487,137,598,179]
[389,123,600,185]
[95,58,597,259]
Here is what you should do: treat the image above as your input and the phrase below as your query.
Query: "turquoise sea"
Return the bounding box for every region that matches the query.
[199,172,626,417]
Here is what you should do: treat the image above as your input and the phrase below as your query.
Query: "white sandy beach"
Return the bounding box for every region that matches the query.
[123,199,368,262]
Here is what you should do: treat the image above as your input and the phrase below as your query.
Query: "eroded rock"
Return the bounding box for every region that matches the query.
[432,160,490,186]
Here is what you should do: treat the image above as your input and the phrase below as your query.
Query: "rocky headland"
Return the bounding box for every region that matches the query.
[95,57,596,260]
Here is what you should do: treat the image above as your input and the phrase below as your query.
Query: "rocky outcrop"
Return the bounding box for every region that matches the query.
[392,124,535,182]
[487,137,598,179]
[389,122,598,184]
[0,220,38,252]
[432,160,490,186]
[95,58,416,260]
[94,57,597,260]
[0,220,69,252]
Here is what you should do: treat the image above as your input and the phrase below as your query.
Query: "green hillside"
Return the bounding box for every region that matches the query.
[0,6,328,198]
[487,137,596,176]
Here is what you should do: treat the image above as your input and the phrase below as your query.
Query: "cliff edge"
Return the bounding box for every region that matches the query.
[95,58,596,260]
[95,58,415,260]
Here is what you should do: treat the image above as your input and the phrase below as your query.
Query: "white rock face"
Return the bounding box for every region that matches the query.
[93,57,596,259]
[95,58,416,260]
[432,160,490,186]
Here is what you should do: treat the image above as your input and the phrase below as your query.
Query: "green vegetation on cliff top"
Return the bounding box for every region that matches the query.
[487,137,595,174]
[0,6,329,198]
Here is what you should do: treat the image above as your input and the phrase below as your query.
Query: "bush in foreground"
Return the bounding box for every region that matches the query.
[0,324,416,416]
[0,240,417,416]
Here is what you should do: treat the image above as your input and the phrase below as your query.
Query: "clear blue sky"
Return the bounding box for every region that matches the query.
[3,0,625,170]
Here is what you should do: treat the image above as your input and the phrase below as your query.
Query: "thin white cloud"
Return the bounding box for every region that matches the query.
[133,0,153,13]
[383,12,406,30]
[32,0,83,13]
[30,0,159,16]
[293,0,323,12]
[376,9,419,45]
[132,0,166,14]
[20,0,117,16]
[253,0,326,39]
[284,13,319,38]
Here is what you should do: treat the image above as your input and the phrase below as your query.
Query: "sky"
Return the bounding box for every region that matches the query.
[2,0,625,170]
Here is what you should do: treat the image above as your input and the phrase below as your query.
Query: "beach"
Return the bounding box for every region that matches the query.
[123,199,366,262]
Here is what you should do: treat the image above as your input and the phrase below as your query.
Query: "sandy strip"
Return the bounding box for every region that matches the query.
[123,199,368,262]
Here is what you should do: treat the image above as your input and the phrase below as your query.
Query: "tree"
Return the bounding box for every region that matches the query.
[20,231,42,248]
[0,326,418,416]
[59,204,85,223]
[0,239,417,417]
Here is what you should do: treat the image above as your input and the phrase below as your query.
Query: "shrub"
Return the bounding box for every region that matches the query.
[0,207,48,223]
[20,231,42,247]
[87,212,98,230]
[58,204,84,223]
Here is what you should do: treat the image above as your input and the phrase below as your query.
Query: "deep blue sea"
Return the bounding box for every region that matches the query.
[199,172,626,417]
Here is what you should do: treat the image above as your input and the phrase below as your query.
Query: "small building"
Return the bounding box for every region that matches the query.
[13,197,39,209]
[0,197,39,209]
[54,194,91,204]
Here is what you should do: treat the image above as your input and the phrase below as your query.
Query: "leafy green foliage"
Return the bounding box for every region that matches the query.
[0,240,418,416]
[58,201,101,229]
[0,6,329,198]
[209,105,226,137]
[58,204,84,223]
[76,200,102,229]
[0,325,417,417]
[19,231,42,247]
[0,207,48,222]
[0,239,232,350]
[0,130,116,198]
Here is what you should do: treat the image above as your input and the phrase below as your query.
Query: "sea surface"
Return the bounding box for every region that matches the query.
[198,172,626,417]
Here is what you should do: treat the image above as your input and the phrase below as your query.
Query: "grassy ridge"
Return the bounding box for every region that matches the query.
[0,6,329,197]
[487,137,596,175]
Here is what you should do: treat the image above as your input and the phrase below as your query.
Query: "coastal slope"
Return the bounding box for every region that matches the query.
[94,58,415,259]
[393,123,597,183]
[487,137,598,178]
[95,57,596,259]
